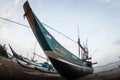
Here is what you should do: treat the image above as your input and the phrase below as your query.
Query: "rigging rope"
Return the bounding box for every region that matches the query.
[0,16,77,43]
[42,23,77,43]
[0,17,29,28]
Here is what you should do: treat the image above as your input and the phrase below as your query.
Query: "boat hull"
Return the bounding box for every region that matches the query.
[17,59,35,69]
[35,66,58,74]
[23,1,94,78]
[49,56,93,78]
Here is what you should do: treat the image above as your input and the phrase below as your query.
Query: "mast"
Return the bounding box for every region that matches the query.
[77,26,81,58]
[77,26,90,61]
[32,41,36,61]
[31,41,49,62]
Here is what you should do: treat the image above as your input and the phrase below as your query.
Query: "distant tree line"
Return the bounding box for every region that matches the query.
[0,44,8,58]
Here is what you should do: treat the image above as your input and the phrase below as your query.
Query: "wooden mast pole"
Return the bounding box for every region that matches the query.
[77,26,81,58]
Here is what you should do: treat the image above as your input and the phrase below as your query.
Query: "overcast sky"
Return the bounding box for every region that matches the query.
[0,0,120,66]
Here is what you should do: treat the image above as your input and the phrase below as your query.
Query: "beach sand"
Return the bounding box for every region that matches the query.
[0,57,65,80]
[0,57,120,80]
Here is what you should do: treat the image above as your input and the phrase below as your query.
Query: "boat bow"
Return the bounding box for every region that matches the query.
[23,1,94,78]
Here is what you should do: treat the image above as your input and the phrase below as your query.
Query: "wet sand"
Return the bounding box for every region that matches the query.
[0,57,120,80]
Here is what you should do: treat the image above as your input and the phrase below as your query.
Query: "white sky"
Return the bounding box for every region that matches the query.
[0,0,120,66]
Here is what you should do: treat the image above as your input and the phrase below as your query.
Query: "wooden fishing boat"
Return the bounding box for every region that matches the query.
[9,44,57,73]
[23,1,94,78]
[9,44,37,68]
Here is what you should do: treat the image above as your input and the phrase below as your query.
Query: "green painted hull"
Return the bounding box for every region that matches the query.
[23,1,93,78]
[24,1,84,65]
